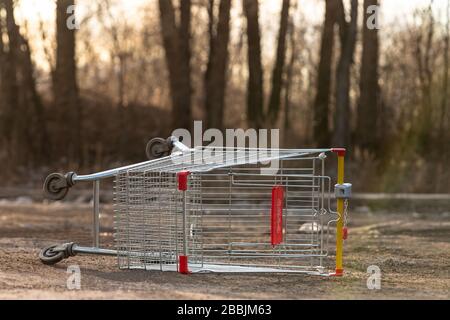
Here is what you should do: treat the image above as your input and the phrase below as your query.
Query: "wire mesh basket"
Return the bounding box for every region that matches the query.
[40,137,351,276]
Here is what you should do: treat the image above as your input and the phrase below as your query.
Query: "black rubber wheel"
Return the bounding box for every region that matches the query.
[43,173,69,201]
[146,138,171,160]
[39,245,66,265]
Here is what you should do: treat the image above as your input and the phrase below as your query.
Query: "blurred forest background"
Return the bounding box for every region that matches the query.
[0,0,448,193]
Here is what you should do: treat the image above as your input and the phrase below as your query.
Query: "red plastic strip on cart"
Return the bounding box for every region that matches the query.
[271,186,284,246]
[179,255,189,274]
[177,171,190,191]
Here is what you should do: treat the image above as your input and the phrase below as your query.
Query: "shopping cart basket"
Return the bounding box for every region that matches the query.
[39,136,351,276]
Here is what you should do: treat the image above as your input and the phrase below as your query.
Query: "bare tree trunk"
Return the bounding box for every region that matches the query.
[207,0,215,44]
[313,0,339,147]
[440,0,449,139]
[0,0,50,166]
[420,2,434,150]
[19,34,50,164]
[54,0,82,164]
[333,0,358,148]
[436,0,450,192]
[267,0,290,124]
[283,7,298,134]
[158,0,192,130]
[96,0,131,160]
[243,0,264,129]
[356,0,380,153]
[179,0,192,129]
[4,0,35,165]
[0,10,5,140]
[205,0,232,130]
[0,0,19,160]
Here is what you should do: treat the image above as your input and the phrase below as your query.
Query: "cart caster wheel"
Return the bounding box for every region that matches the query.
[43,173,72,201]
[146,137,171,160]
[39,245,66,265]
[39,243,76,265]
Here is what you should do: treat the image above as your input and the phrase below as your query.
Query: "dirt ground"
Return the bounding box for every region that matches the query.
[0,199,448,300]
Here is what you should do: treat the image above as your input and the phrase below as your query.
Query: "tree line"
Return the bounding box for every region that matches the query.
[0,0,448,192]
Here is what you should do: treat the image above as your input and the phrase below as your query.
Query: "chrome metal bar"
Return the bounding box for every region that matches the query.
[73,145,327,182]
[173,139,193,152]
[93,180,100,248]
[73,160,155,182]
[73,245,117,256]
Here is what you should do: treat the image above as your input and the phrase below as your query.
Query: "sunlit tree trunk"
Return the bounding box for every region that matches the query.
[283,8,298,134]
[436,0,450,191]
[356,0,380,153]
[439,0,449,140]
[243,0,264,129]
[19,34,50,164]
[97,0,132,160]
[333,0,358,148]
[0,0,19,160]
[205,0,232,130]
[267,0,290,124]
[54,0,82,164]
[158,0,192,130]
[3,0,49,165]
[3,0,21,163]
[313,0,339,147]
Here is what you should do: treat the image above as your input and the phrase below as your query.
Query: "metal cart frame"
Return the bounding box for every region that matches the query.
[40,136,351,276]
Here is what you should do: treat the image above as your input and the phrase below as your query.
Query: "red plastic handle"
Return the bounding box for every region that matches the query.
[331,148,346,157]
[177,171,190,191]
[179,255,189,274]
[271,186,284,246]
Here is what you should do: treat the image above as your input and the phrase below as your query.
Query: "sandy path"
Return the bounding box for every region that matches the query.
[0,203,448,299]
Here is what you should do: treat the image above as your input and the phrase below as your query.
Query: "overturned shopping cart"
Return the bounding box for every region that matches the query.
[40,137,351,276]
